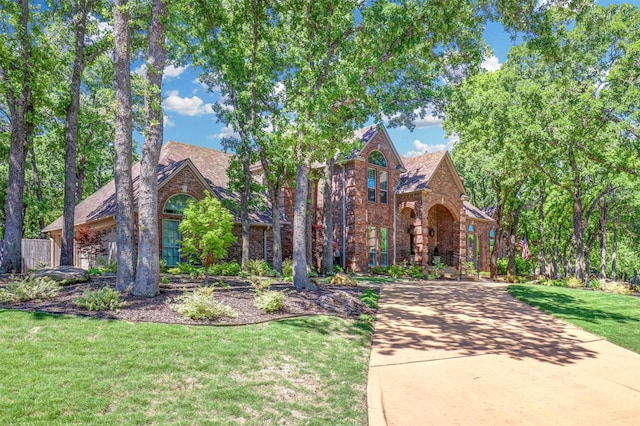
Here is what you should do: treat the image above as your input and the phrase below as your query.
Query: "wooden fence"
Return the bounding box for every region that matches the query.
[21,239,53,272]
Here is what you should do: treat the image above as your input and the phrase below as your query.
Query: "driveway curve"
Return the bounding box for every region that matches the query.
[367,280,640,425]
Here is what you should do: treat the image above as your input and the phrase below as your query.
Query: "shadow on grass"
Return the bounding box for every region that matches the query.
[369,281,609,366]
[508,285,639,325]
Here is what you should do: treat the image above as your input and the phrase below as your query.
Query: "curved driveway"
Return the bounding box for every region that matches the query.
[367,281,640,425]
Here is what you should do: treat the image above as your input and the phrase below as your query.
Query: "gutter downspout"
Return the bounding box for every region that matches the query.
[393,183,401,265]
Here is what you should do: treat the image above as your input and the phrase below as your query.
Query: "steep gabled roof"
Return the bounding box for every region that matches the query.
[43,141,279,233]
[396,151,467,195]
[463,201,495,222]
[344,124,406,171]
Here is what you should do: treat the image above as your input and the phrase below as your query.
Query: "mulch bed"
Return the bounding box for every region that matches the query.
[0,275,376,326]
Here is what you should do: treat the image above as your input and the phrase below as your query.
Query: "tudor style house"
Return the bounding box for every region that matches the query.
[43,124,495,273]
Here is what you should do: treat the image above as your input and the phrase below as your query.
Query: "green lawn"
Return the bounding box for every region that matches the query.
[0,310,372,425]
[508,284,640,353]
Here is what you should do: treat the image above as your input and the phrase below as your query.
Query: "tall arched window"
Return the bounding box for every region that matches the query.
[162,194,196,266]
[489,229,496,254]
[367,151,388,204]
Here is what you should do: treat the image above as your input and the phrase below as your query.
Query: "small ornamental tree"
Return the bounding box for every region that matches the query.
[74,226,107,267]
[179,193,236,284]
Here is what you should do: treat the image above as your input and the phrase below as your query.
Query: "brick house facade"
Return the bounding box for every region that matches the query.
[44,126,495,273]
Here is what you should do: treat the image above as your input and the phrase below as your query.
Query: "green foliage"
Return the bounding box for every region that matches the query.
[407,265,424,279]
[209,261,241,276]
[254,290,287,313]
[170,286,237,320]
[249,276,273,294]
[159,259,169,273]
[96,261,117,274]
[333,264,344,273]
[601,282,634,296]
[497,257,532,276]
[566,277,583,288]
[386,264,405,278]
[0,277,61,303]
[369,266,386,275]
[432,259,447,278]
[73,287,125,311]
[280,259,293,279]
[360,289,380,309]
[88,267,102,276]
[244,259,273,277]
[179,193,236,279]
[463,261,478,277]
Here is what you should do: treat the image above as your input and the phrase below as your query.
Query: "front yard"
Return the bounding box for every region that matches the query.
[0,310,372,425]
[508,284,640,354]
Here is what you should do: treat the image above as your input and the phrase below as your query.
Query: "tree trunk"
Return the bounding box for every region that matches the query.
[538,181,546,277]
[28,143,45,233]
[268,185,283,273]
[321,159,334,275]
[598,200,608,279]
[133,0,167,297]
[552,246,559,279]
[61,1,90,266]
[506,206,521,276]
[570,152,586,280]
[611,210,619,281]
[0,0,32,273]
[292,161,314,290]
[240,140,251,269]
[305,176,313,270]
[113,0,135,291]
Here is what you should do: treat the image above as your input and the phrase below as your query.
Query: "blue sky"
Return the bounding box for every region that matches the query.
[154,1,638,158]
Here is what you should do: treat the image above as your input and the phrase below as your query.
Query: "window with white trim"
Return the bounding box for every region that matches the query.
[368,226,377,267]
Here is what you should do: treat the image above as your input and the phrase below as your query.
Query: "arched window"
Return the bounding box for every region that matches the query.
[489,229,496,254]
[468,224,475,233]
[368,151,387,167]
[163,194,195,215]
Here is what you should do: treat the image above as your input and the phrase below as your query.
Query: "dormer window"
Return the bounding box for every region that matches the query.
[367,151,388,204]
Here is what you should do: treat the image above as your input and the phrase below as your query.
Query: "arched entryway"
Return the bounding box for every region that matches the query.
[427,204,458,266]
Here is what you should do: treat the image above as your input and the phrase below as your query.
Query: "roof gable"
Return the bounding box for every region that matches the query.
[397,151,466,195]
[347,124,406,171]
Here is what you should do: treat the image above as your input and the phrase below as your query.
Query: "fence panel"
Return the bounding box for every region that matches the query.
[22,239,52,272]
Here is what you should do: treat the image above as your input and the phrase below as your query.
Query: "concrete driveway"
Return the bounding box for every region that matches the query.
[367,281,640,425]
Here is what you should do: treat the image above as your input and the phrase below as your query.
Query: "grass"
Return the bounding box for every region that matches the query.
[0,310,372,425]
[508,284,640,354]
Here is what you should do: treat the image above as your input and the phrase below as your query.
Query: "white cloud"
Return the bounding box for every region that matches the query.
[193,76,220,93]
[163,64,187,78]
[207,125,239,140]
[481,55,502,72]
[132,64,188,79]
[162,91,214,116]
[404,135,458,158]
[163,115,175,127]
[413,112,444,129]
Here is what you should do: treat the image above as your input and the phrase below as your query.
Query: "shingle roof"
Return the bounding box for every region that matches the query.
[396,151,447,193]
[43,141,280,232]
[463,201,495,222]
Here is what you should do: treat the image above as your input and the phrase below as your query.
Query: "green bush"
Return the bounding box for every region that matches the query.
[540,278,568,287]
[170,286,237,320]
[369,266,386,275]
[282,258,294,279]
[88,267,102,276]
[244,259,272,277]
[96,260,117,274]
[73,287,125,311]
[386,264,405,278]
[333,264,344,273]
[0,277,61,303]
[497,257,532,276]
[432,259,447,278]
[601,282,634,295]
[209,261,241,276]
[566,277,584,288]
[249,276,273,293]
[588,279,601,290]
[407,265,424,279]
[463,261,477,277]
[360,288,380,309]
[254,290,287,313]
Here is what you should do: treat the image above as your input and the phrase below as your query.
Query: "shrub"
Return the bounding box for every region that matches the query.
[88,267,102,276]
[463,261,477,277]
[0,277,60,303]
[427,272,438,280]
[159,259,169,273]
[333,264,344,273]
[540,278,567,287]
[432,259,447,278]
[386,264,405,278]
[588,279,601,290]
[249,276,273,293]
[254,290,287,312]
[244,259,272,277]
[96,260,117,274]
[330,273,357,286]
[282,258,294,279]
[369,266,386,275]
[209,261,241,276]
[497,257,532,276]
[73,287,125,311]
[170,286,237,320]
[497,258,508,275]
[360,288,380,309]
[566,277,584,288]
[407,265,424,279]
[601,282,634,295]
